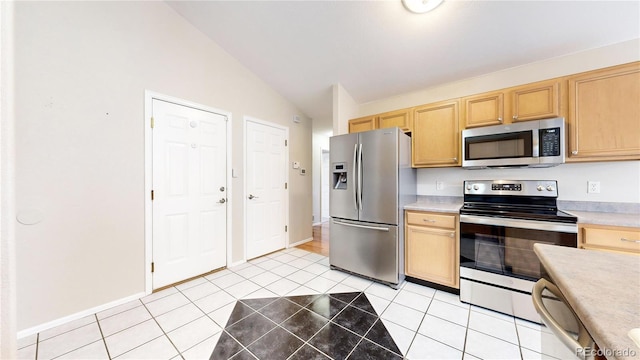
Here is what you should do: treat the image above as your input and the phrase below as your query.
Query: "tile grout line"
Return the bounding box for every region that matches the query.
[462,306,472,358]
[400,292,432,358]
[34,333,39,360]
[139,292,185,360]
[94,313,112,360]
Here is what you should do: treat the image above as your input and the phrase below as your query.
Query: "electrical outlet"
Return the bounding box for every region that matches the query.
[587,181,601,194]
[436,181,444,190]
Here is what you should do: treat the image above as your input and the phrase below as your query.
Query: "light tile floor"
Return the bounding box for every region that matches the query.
[17,247,572,360]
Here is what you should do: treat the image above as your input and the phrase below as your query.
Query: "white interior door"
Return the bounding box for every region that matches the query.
[246,119,287,259]
[152,99,227,289]
[321,149,330,222]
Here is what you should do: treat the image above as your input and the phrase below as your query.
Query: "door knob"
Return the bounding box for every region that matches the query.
[218,198,226,204]
[248,194,259,200]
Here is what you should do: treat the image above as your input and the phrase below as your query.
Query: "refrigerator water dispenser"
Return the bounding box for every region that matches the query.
[332,163,347,190]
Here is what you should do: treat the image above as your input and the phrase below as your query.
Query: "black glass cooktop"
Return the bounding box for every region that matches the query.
[460,203,578,223]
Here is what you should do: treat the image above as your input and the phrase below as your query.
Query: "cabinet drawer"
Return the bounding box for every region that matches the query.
[406,211,456,229]
[582,226,640,254]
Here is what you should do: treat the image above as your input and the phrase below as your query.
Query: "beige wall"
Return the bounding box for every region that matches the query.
[336,39,640,203]
[14,1,311,332]
[356,39,640,117]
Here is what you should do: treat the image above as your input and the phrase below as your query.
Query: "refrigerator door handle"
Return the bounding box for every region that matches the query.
[333,220,390,232]
[358,143,363,210]
[353,143,358,210]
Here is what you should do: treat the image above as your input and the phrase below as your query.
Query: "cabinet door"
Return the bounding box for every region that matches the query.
[378,108,413,132]
[511,79,562,122]
[348,116,377,133]
[463,92,504,128]
[412,100,460,167]
[406,225,458,288]
[567,62,640,161]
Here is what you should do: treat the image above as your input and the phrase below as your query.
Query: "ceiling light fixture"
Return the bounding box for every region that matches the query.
[402,0,444,14]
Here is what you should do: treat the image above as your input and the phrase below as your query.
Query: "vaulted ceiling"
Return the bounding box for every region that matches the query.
[167,1,640,133]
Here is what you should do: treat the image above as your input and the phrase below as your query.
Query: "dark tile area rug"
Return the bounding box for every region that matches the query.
[210,292,402,360]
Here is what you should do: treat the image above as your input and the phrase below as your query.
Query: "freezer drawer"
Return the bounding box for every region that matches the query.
[330,218,400,286]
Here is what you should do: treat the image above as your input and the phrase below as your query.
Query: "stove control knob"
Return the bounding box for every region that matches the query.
[546,185,554,191]
[466,184,472,190]
[473,184,479,190]
[537,185,544,191]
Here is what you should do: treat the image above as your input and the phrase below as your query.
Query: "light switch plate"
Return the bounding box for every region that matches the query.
[292,161,300,169]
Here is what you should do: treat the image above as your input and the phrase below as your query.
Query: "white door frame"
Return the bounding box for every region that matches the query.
[320,147,330,223]
[243,116,289,261]
[144,91,232,294]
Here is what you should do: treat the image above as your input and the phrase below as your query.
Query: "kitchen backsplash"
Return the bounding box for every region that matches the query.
[557,200,640,214]
[416,160,640,204]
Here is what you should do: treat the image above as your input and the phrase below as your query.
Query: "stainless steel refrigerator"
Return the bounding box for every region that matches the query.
[329,127,416,288]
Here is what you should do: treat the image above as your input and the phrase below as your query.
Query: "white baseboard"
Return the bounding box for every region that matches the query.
[289,237,313,247]
[312,222,323,226]
[17,291,146,339]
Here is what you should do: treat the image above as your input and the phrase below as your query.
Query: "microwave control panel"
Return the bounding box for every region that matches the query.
[539,127,561,157]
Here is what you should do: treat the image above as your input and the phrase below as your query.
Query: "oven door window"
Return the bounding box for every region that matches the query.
[465,131,532,160]
[460,222,576,281]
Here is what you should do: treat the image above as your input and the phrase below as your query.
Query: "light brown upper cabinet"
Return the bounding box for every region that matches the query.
[412,100,461,167]
[511,79,563,122]
[462,91,505,128]
[567,62,640,162]
[463,79,565,128]
[348,115,377,133]
[377,108,413,133]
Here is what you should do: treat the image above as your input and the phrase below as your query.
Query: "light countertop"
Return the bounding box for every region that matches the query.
[534,244,640,360]
[404,196,462,214]
[404,197,639,228]
[565,210,640,228]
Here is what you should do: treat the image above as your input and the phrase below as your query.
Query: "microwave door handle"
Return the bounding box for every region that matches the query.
[532,129,540,157]
[353,143,358,211]
[358,143,363,211]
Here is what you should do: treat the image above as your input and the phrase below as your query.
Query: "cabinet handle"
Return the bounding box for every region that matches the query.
[621,238,640,243]
[452,157,458,162]
[497,117,503,123]
[571,150,578,155]
[411,228,454,236]
[422,219,436,223]
[513,115,518,120]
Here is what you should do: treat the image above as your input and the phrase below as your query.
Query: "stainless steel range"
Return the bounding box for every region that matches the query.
[459,180,578,323]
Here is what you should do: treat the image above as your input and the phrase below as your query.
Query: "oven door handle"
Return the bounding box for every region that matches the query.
[532,279,595,360]
[460,214,577,234]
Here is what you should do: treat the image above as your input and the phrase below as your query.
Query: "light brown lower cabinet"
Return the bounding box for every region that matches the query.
[579,224,640,255]
[405,211,459,288]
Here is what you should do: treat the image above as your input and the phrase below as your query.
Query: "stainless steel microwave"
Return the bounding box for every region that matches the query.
[462,118,565,169]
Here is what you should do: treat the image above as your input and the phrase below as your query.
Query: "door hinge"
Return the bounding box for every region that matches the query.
[285,139,288,146]
[151,190,154,201]
[151,262,155,273]
[285,182,288,189]
[285,225,288,232]
[150,117,154,128]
